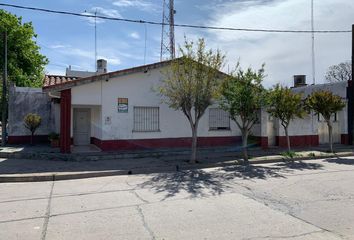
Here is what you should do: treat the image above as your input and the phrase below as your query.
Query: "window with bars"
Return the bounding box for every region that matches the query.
[133,107,160,132]
[209,108,230,130]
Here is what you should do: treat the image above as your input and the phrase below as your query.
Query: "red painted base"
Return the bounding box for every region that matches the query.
[8,135,49,144]
[276,135,319,148]
[258,137,268,149]
[91,136,243,151]
[341,134,349,145]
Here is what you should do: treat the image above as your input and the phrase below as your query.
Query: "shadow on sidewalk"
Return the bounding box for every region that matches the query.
[325,157,354,165]
[139,161,324,199]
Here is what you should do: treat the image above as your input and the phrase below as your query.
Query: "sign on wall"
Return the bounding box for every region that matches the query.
[118,98,128,113]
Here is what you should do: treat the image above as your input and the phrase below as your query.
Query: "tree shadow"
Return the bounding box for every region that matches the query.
[325,157,354,165]
[273,161,324,171]
[139,161,324,199]
[139,170,228,199]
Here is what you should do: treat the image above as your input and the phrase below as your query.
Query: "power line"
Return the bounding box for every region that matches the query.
[0,3,351,34]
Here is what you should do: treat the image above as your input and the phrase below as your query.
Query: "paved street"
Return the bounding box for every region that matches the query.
[0,157,353,240]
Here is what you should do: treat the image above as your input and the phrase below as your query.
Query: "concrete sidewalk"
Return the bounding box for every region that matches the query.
[0,145,353,182]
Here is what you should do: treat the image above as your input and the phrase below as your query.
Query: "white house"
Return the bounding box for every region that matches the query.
[42,59,258,153]
[8,59,351,153]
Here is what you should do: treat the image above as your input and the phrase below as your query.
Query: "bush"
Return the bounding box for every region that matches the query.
[23,113,41,145]
[48,132,59,141]
[281,151,300,159]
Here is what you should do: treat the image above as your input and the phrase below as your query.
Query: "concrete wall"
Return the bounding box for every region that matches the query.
[8,85,55,140]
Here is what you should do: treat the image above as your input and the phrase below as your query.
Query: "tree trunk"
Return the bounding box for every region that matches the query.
[285,126,291,153]
[327,120,333,153]
[241,129,249,165]
[30,132,34,145]
[190,125,198,164]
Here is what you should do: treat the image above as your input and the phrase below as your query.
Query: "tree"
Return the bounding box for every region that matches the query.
[220,64,265,164]
[159,38,225,163]
[306,90,345,153]
[267,84,306,152]
[24,113,41,145]
[0,9,48,87]
[325,61,352,83]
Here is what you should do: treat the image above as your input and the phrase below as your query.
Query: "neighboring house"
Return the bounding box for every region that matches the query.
[7,59,352,153]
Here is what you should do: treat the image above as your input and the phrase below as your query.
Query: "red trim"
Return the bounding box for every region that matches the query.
[60,89,71,153]
[258,137,268,149]
[276,135,319,148]
[8,135,49,144]
[341,134,350,145]
[90,136,242,151]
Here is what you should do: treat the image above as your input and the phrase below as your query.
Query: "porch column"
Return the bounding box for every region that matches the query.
[60,89,71,153]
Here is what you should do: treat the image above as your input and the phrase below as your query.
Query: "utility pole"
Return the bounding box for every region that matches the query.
[351,24,354,144]
[311,0,316,85]
[2,31,7,146]
[94,9,97,72]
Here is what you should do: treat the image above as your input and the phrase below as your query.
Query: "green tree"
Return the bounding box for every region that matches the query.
[306,90,345,153]
[267,84,306,152]
[220,64,265,164]
[24,113,42,145]
[159,38,225,163]
[0,9,48,87]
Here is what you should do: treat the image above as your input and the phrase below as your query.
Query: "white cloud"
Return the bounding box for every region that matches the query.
[195,0,354,87]
[82,7,122,25]
[130,32,141,39]
[112,0,158,12]
[49,44,70,49]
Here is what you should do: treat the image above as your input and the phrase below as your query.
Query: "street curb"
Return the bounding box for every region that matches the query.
[1,152,353,183]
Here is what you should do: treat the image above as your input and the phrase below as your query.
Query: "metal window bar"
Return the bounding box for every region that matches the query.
[133,107,159,132]
[209,108,230,130]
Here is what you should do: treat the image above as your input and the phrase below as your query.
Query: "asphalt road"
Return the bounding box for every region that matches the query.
[0,156,353,240]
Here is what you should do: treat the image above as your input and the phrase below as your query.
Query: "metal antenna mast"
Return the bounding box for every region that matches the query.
[160,0,175,61]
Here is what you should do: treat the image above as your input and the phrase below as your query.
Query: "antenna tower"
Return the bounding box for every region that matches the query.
[160,0,175,61]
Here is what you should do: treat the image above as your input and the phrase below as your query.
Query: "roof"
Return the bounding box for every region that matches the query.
[43,75,80,88]
[43,59,175,92]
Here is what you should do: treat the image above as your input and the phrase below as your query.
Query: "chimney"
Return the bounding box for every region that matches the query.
[293,75,307,88]
[97,59,107,74]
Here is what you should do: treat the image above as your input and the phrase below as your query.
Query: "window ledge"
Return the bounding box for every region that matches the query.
[209,129,231,132]
[132,130,161,133]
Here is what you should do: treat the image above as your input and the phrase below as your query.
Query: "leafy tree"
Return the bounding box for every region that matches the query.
[24,113,41,145]
[325,61,352,83]
[220,64,265,164]
[159,38,225,163]
[306,90,345,153]
[267,84,306,152]
[0,9,48,87]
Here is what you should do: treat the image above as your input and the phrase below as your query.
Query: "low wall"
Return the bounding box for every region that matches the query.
[8,85,55,144]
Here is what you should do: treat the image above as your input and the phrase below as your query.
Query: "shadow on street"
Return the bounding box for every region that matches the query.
[139,161,324,199]
[325,157,354,165]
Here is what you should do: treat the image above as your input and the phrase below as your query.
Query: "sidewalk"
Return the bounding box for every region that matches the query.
[0,144,353,182]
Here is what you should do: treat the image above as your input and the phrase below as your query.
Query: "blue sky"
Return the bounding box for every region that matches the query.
[1,0,354,87]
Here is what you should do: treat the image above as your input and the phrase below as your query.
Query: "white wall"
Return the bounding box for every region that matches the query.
[71,67,241,141]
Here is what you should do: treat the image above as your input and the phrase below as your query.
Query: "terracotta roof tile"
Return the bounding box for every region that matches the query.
[43,75,80,87]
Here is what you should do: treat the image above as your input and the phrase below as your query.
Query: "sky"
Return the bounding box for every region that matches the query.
[1,0,353,87]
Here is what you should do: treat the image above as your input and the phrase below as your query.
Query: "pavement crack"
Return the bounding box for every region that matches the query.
[136,205,156,240]
[242,230,327,239]
[131,190,149,204]
[40,180,55,240]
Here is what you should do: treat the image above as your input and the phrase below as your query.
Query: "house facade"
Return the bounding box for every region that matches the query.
[7,59,351,153]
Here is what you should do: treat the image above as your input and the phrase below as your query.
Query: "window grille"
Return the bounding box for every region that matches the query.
[133,107,159,132]
[209,108,230,130]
